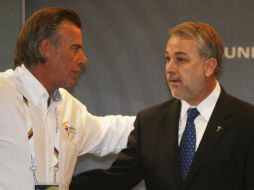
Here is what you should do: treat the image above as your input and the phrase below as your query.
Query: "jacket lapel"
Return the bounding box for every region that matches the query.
[182,89,233,188]
[160,99,182,187]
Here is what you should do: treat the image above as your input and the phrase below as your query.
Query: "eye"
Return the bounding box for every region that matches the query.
[165,53,171,65]
[176,56,185,62]
[165,56,170,64]
[174,55,188,64]
[71,44,82,53]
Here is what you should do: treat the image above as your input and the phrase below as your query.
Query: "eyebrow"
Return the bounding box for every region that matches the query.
[71,44,82,49]
[165,51,187,56]
[175,52,187,56]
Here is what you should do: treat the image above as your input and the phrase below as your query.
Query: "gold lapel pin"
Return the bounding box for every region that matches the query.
[216,126,223,132]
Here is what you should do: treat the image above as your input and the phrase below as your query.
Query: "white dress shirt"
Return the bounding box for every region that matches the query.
[0,65,135,190]
[178,82,221,150]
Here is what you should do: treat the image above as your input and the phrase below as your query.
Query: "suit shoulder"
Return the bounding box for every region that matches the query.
[226,93,254,112]
[138,98,179,116]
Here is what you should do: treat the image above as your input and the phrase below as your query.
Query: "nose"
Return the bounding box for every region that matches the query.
[78,49,88,67]
[165,59,176,75]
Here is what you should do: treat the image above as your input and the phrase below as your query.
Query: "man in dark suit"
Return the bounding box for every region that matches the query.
[70,22,254,190]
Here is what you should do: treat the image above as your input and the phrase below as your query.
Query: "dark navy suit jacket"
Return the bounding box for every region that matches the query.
[70,88,254,190]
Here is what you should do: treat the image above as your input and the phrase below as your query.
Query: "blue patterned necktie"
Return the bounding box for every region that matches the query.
[179,108,200,182]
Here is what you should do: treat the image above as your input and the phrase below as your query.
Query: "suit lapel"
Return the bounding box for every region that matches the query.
[182,89,233,188]
[160,99,182,186]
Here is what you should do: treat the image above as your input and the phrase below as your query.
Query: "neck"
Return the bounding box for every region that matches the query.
[30,64,56,95]
[188,79,217,106]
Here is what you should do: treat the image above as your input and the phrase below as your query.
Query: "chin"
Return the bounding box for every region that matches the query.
[70,79,78,85]
[171,92,180,99]
[63,82,76,89]
[171,91,186,100]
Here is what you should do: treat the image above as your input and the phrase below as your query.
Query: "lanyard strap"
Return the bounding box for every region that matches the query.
[52,108,60,184]
[23,96,60,185]
[24,96,38,184]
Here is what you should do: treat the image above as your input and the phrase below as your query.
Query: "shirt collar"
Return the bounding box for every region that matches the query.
[180,81,221,122]
[16,64,62,107]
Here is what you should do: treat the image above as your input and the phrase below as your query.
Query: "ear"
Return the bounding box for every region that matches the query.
[38,38,56,59]
[204,58,217,77]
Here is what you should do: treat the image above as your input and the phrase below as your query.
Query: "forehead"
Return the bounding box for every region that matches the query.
[165,36,199,56]
[57,20,82,39]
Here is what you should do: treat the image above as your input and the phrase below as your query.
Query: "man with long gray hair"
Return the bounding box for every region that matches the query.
[0,7,134,190]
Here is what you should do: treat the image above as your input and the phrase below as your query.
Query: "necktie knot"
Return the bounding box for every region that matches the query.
[187,108,200,122]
